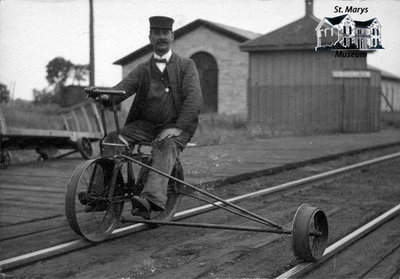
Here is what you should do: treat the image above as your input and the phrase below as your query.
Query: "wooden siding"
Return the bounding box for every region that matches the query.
[340,70,381,132]
[248,50,380,133]
[381,79,400,112]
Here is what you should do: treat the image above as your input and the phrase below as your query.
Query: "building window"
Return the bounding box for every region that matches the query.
[377,29,380,36]
[372,28,375,35]
[377,39,380,46]
[349,26,352,34]
[190,52,219,113]
[373,38,375,46]
[344,37,346,46]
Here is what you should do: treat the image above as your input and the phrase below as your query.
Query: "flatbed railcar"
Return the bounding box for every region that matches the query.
[0,101,103,168]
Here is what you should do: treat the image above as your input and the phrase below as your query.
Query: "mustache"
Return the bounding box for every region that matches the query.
[156,40,169,44]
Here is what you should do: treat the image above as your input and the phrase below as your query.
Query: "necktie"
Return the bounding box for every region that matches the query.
[154,58,167,63]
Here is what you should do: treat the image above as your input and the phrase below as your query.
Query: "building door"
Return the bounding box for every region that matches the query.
[191,52,218,113]
[336,71,381,133]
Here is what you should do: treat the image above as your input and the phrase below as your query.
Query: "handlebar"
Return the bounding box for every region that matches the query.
[84,88,126,96]
[84,88,126,136]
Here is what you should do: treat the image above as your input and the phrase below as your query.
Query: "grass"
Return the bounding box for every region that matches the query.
[1,100,64,130]
[1,100,128,133]
[2,100,400,163]
[192,113,275,146]
[381,111,400,129]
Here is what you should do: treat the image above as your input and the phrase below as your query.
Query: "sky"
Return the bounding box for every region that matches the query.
[1,0,400,100]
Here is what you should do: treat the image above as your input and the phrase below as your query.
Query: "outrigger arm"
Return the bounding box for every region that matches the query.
[120,155,293,234]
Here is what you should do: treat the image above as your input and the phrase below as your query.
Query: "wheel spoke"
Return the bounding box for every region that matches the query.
[67,156,184,241]
[66,158,124,242]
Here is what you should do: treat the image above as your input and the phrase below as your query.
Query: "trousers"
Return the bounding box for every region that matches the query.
[103,120,190,210]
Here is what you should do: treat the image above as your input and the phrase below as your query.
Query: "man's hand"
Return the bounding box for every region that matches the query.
[85,86,97,99]
[97,94,110,104]
[85,87,110,105]
[84,86,96,93]
[156,128,183,141]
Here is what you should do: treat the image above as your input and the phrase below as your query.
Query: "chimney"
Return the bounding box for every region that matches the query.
[305,0,313,17]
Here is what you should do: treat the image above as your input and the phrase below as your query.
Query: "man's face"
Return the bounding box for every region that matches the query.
[149,28,174,55]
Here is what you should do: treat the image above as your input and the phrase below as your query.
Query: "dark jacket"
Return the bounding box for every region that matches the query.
[111,52,203,138]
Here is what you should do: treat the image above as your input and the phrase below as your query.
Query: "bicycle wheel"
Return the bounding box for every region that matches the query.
[136,158,183,221]
[65,157,124,242]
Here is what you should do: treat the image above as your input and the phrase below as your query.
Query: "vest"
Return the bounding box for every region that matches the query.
[136,63,177,127]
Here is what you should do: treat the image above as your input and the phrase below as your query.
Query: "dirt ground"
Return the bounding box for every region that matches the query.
[5,151,400,279]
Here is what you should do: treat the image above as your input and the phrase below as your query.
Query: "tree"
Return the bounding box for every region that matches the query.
[32,88,57,105]
[0,83,10,104]
[71,64,89,85]
[35,57,88,105]
[46,57,73,87]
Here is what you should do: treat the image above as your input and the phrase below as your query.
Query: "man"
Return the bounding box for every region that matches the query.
[85,16,202,218]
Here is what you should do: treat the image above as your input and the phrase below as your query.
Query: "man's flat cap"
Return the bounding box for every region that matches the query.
[149,16,174,30]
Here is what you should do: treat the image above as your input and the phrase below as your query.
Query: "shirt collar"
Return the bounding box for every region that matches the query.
[154,49,172,62]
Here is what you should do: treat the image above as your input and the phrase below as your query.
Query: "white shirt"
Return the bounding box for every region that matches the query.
[154,49,172,72]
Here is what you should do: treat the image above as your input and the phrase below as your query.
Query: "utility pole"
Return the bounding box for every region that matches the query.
[89,0,95,86]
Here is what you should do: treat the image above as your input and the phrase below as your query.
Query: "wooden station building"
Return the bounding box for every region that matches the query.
[240,0,382,134]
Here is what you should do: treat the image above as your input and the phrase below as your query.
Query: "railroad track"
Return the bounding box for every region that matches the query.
[1,151,400,275]
[277,204,400,278]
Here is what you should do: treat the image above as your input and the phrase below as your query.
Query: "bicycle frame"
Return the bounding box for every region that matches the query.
[85,88,292,233]
[66,88,329,262]
[98,102,128,157]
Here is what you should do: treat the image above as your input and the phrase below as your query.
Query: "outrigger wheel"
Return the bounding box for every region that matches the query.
[77,137,93,159]
[0,148,11,169]
[292,203,329,262]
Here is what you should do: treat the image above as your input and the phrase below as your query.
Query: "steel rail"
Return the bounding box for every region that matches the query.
[175,151,400,219]
[276,203,400,279]
[1,152,400,271]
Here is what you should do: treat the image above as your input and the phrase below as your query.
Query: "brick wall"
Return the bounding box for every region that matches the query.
[119,26,249,116]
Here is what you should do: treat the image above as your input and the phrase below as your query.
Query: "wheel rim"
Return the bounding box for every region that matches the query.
[78,138,93,159]
[66,158,124,242]
[151,164,183,221]
[292,204,329,262]
[136,159,183,221]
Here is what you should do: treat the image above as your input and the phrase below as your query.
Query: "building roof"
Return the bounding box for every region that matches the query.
[205,20,260,41]
[113,19,260,65]
[320,14,376,28]
[325,14,347,25]
[369,65,400,82]
[354,18,376,28]
[240,15,320,52]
